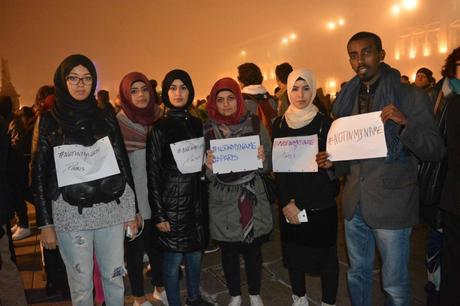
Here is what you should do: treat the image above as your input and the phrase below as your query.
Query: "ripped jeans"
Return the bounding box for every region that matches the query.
[56,224,125,306]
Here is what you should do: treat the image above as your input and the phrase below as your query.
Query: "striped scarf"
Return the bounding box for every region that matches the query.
[116,110,149,152]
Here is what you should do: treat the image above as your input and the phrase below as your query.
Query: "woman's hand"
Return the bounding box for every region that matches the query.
[282,199,301,225]
[316,151,333,169]
[124,220,138,237]
[135,213,143,227]
[205,150,214,170]
[156,221,171,232]
[40,227,58,250]
[257,145,266,161]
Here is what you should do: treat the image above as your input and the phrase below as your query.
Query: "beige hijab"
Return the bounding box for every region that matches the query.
[284,68,319,129]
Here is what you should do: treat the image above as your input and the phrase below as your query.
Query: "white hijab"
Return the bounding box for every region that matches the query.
[284,68,319,129]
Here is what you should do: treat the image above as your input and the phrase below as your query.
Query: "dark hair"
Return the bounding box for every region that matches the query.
[35,85,54,105]
[417,67,433,80]
[149,79,158,89]
[16,106,35,125]
[275,62,293,84]
[347,31,383,51]
[0,96,13,118]
[237,63,263,86]
[149,79,161,105]
[97,89,109,101]
[441,46,460,78]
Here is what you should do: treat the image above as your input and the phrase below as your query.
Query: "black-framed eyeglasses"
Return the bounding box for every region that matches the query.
[66,76,93,85]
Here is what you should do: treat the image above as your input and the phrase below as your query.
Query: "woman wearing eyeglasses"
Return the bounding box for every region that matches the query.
[116,72,167,306]
[31,54,138,306]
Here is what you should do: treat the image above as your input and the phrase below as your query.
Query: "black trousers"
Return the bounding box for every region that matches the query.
[440,211,460,306]
[219,240,262,296]
[126,219,164,297]
[288,245,338,305]
[43,247,68,287]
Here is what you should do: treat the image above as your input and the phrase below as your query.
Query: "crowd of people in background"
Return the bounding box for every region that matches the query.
[0,31,459,306]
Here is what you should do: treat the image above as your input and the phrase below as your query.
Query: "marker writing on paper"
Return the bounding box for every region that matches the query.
[328,125,383,146]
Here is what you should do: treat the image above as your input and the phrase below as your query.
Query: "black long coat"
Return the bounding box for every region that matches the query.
[147,108,207,252]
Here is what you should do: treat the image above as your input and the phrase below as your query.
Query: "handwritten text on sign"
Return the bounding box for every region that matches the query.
[326,111,387,161]
[170,137,205,174]
[53,136,120,187]
[210,135,262,174]
[272,135,318,172]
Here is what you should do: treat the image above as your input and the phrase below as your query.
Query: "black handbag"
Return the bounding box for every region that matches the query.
[260,172,278,204]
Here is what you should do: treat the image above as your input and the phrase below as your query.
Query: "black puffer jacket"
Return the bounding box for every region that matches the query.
[147,109,206,252]
[31,109,136,227]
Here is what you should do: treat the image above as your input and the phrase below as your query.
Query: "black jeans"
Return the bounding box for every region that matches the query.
[219,240,262,296]
[288,245,338,305]
[440,211,460,306]
[126,219,164,297]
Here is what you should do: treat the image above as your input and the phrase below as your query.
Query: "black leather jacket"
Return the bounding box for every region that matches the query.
[147,109,207,252]
[31,109,137,227]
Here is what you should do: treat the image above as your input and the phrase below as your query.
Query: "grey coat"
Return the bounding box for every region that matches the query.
[206,123,273,242]
[334,84,445,229]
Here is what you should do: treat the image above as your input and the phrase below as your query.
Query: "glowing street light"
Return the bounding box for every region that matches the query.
[281,37,289,44]
[395,50,401,60]
[290,33,297,40]
[402,0,417,10]
[327,21,336,30]
[392,4,401,16]
[240,50,247,56]
[338,19,345,26]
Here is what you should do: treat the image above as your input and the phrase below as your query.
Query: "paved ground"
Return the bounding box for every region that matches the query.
[15,202,429,306]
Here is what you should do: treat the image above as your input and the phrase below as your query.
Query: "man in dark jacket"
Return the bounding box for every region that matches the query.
[0,96,31,240]
[318,31,445,306]
[0,114,28,305]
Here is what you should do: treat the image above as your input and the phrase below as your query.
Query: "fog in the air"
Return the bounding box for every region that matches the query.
[0,0,459,106]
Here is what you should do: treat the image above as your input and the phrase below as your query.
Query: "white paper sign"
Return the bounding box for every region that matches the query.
[272,135,318,172]
[170,137,205,174]
[53,136,120,187]
[210,135,262,174]
[327,111,387,161]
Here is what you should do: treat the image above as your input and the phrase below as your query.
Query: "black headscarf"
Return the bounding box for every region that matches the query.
[52,54,99,131]
[161,69,195,109]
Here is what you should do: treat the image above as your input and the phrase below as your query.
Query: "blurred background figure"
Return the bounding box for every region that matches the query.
[96,89,114,113]
[274,62,293,116]
[401,75,410,84]
[0,95,31,241]
[414,67,435,100]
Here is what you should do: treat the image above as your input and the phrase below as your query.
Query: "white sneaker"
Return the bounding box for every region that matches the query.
[12,227,31,241]
[11,224,19,234]
[292,295,309,306]
[133,300,153,306]
[153,289,169,306]
[228,295,242,306]
[249,295,264,306]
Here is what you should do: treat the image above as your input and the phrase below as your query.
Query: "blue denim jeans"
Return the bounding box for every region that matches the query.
[56,224,125,306]
[345,207,412,306]
[163,251,202,306]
